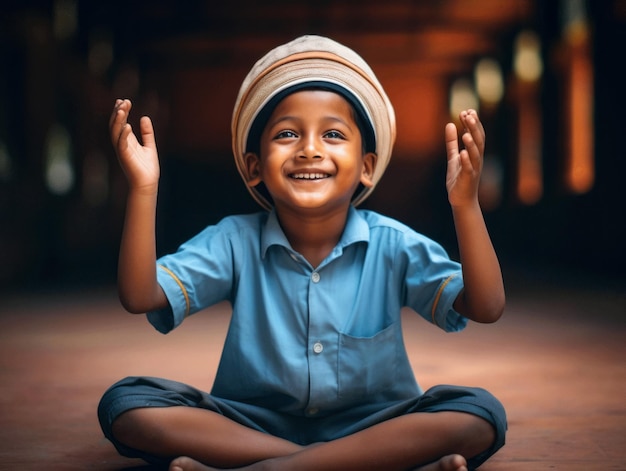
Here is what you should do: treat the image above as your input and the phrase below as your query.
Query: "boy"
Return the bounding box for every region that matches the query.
[99,35,507,471]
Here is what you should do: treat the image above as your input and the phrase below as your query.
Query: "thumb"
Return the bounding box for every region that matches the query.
[139,116,157,150]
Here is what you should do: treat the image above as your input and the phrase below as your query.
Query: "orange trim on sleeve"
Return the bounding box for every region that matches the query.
[431,274,457,324]
[158,264,190,318]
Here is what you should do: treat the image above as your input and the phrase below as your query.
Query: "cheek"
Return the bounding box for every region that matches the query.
[258,155,284,181]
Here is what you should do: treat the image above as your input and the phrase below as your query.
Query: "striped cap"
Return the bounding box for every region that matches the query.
[231,35,396,210]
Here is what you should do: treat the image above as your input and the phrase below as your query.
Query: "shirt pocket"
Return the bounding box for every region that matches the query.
[337,322,399,401]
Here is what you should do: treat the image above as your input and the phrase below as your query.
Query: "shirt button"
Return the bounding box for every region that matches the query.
[311,272,320,283]
[313,341,324,354]
[307,407,319,416]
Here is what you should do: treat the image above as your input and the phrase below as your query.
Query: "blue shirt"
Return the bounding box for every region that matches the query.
[149,207,466,417]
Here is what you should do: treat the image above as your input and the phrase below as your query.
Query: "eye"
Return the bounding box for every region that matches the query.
[274,130,298,139]
[324,130,345,140]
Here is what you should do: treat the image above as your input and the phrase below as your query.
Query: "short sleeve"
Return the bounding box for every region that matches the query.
[429,273,466,332]
[146,265,192,334]
[144,216,252,334]
[398,229,467,332]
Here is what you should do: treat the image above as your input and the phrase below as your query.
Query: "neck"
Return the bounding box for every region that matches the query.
[276,205,351,268]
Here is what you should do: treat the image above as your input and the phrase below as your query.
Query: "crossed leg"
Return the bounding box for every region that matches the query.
[112,406,494,471]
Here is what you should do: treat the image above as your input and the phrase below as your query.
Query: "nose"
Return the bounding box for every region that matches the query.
[298,133,322,159]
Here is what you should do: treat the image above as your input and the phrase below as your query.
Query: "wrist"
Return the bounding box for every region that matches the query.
[127,182,159,198]
[450,198,481,213]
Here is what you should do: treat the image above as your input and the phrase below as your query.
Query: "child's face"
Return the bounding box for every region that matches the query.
[245,90,376,216]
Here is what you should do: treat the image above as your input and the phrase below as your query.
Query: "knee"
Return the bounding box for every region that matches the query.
[451,413,497,459]
[97,382,124,440]
[471,415,497,451]
[97,377,150,444]
[110,408,151,447]
[463,414,506,469]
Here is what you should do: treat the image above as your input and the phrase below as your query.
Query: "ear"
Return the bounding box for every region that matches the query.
[360,152,377,188]
[245,152,262,187]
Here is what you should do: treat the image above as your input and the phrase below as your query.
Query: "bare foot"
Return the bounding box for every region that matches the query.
[169,456,221,471]
[414,454,468,471]
[169,454,469,471]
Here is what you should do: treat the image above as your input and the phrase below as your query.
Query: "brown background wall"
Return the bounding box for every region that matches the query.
[1,0,624,292]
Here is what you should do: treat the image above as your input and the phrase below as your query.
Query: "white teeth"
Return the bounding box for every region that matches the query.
[292,173,329,179]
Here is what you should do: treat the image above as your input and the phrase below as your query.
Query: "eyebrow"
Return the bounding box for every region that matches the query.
[268,115,354,130]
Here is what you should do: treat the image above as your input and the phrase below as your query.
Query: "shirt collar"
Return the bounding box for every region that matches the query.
[261,206,370,259]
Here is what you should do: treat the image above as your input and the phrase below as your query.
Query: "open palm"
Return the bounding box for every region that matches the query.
[110,99,160,192]
[444,109,484,208]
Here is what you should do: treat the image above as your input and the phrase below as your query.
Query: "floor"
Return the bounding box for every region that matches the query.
[0,269,625,470]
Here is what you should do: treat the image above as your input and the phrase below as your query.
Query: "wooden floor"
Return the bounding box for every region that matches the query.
[1,269,625,470]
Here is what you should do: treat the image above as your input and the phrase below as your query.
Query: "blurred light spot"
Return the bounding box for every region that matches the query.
[514,30,543,82]
[474,58,504,106]
[45,124,74,195]
[517,144,543,205]
[479,155,503,211]
[561,0,594,194]
[82,150,109,206]
[516,87,543,205]
[88,31,114,76]
[565,51,594,194]
[53,0,77,40]
[0,140,13,181]
[449,78,478,119]
[562,0,587,39]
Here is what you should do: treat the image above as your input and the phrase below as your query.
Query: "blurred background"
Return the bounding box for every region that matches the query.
[1,0,624,294]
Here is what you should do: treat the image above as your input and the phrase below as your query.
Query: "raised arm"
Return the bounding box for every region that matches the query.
[445,109,505,323]
[110,99,168,313]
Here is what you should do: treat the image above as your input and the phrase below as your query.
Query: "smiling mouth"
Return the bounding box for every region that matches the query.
[289,173,331,180]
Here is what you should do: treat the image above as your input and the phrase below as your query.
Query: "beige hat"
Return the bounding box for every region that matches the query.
[232,35,396,210]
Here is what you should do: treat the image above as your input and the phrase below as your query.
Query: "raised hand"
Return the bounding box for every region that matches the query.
[110,99,160,192]
[444,109,485,208]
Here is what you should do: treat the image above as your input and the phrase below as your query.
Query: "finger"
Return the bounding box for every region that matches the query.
[468,112,485,154]
[460,113,484,168]
[468,109,485,138]
[461,132,481,171]
[108,99,123,129]
[109,108,123,149]
[109,98,130,129]
[117,122,133,156]
[110,99,132,148]
[444,122,459,160]
[461,110,485,154]
[139,116,156,151]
